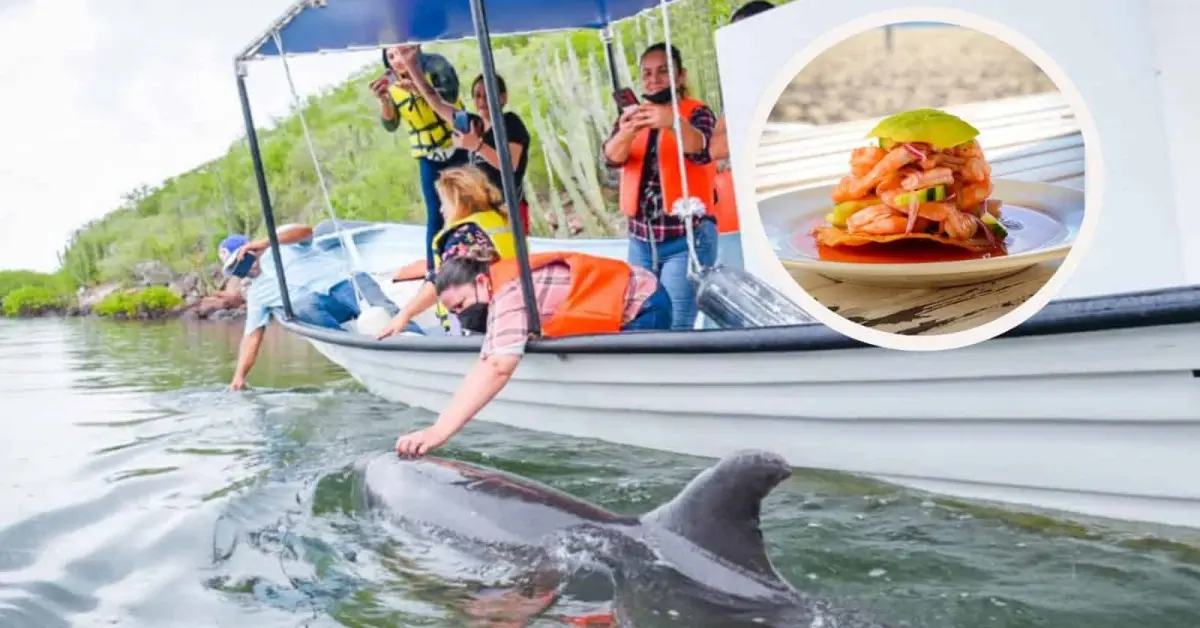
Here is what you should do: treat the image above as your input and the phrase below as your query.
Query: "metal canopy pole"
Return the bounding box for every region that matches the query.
[600,26,621,92]
[235,60,295,320]
[467,0,541,337]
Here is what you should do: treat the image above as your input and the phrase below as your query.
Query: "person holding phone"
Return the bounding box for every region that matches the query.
[370,44,470,275]
[215,226,402,391]
[601,42,719,330]
[396,59,533,236]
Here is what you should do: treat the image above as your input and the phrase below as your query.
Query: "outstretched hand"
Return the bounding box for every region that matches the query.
[375,314,412,340]
[395,425,453,457]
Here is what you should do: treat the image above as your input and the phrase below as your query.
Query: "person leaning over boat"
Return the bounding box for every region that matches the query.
[394,49,534,235]
[393,250,672,456]
[602,42,719,330]
[217,225,403,391]
[375,166,517,338]
[706,0,778,272]
[369,43,470,273]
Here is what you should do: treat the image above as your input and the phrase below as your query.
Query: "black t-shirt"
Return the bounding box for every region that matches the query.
[467,111,531,203]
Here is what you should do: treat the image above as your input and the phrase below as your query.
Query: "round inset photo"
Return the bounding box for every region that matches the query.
[755,21,1089,338]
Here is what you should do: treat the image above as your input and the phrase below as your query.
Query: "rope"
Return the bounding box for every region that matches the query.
[656,0,703,278]
[270,31,369,306]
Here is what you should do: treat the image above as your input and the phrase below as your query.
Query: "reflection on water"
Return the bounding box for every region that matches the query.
[1,318,1199,627]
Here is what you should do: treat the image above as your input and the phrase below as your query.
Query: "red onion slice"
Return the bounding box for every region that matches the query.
[905,195,920,234]
[902,143,926,161]
[974,214,997,248]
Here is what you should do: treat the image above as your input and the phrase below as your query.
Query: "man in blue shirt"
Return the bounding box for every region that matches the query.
[217,223,404,390]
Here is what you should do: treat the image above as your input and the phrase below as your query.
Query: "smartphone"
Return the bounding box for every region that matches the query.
[224,251,258,278]
[453,109,473,134]
[613,87,638,111]
[379,69,394,86]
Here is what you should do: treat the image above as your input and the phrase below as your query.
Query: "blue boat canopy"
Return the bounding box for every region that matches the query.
[239,0,679,61]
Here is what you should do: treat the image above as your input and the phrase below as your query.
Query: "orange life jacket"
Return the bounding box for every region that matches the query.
[712,169,740,234]
[619,97,718,220]
[489,252,632,338]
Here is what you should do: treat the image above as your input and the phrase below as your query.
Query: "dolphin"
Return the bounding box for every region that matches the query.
[356,449,896,627]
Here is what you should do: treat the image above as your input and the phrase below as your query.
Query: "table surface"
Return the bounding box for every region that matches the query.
[755,92,1085,335]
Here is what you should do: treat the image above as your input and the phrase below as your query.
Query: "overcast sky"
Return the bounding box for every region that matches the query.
[0,0,377,272]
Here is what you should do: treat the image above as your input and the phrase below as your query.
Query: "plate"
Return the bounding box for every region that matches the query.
[757,179,1084,288]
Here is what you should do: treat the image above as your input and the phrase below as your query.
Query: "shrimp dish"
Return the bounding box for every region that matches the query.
[811,108,1009,260]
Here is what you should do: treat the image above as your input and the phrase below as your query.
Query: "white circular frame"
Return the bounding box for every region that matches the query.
[742,6,1105,352]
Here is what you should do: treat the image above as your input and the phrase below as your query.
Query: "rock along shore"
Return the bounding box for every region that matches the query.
[63,261,246,322]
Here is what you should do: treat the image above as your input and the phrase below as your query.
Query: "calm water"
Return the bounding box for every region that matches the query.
[2,318,1199,627]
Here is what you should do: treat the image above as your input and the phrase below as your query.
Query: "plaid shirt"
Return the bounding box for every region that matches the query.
[481,261,659,358]
[606,104,718,243]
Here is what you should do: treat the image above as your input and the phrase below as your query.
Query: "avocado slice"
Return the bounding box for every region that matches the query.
[826,197,879,228]
[893,185,947,207]
[867,108,980,150]
[981,213,1008,239]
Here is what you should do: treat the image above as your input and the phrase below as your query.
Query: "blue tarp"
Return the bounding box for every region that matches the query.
[242,0,676,59]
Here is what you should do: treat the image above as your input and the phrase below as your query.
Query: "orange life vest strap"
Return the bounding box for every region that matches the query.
[713,169,740,234]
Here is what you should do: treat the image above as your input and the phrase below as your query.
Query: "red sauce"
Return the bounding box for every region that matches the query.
[816,241,1008,264]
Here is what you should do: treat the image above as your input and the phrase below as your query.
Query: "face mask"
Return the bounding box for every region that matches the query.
[642,87,677,105]
[457,302,490,334]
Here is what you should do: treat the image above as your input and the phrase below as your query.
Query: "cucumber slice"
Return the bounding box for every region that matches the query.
[893,185,946,206]
[827,198,879,228]
[981,213,1008,238]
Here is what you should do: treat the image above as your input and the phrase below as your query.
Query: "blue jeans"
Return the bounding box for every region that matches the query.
[418,152,470,270]
[622,282,673,331]
[627,218,719,330]
[293,273,405,330]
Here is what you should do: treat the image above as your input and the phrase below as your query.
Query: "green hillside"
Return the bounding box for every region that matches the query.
[53,0,750,292]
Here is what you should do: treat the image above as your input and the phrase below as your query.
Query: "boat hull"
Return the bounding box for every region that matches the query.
[303,319,1200,531]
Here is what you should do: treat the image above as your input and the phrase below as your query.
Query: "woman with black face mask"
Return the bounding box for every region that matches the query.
[601,43,719,332]
[392,250,673,456]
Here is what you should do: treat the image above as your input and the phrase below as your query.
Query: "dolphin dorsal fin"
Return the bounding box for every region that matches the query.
[641,449,792,577]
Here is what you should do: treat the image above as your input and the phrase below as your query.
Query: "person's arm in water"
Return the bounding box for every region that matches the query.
[395,281,530,455]
[230,292,274,390]
[229,326,266,391]
[428,352,520,435]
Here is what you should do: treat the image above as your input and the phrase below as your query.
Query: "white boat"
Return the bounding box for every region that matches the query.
[233,0,1200,531]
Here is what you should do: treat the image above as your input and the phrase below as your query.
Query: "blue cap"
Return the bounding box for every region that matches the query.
[217,234,254,277]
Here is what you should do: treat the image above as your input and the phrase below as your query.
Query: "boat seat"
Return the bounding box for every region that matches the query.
[755,92,1085,195]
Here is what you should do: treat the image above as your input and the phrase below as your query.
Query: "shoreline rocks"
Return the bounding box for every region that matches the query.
[18,264,251,323]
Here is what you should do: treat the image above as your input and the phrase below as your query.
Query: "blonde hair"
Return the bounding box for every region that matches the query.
[434,166,509,223]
